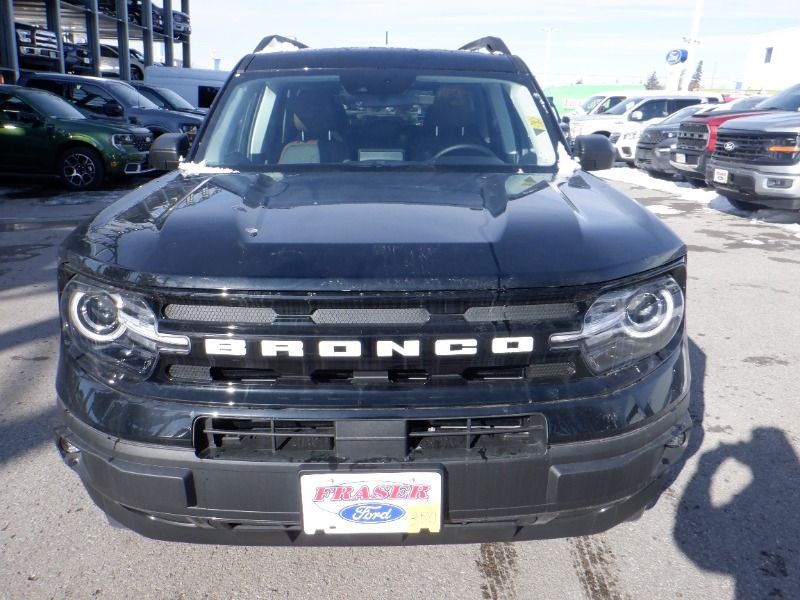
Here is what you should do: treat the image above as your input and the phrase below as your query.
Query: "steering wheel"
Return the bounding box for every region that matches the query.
[432,144,497,160]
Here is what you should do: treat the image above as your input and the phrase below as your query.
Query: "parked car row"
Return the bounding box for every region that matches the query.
[633,84,800,211]
[85,0,191,42]
[567,92,725,165]
[0,72,207,190]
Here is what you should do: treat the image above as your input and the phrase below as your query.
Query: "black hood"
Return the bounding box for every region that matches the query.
[62,169,685,291]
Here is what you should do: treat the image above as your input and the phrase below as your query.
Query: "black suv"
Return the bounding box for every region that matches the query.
[17,72,203,138]
[55,36,691,545]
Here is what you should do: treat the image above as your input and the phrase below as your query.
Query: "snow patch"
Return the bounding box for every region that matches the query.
[647,204,683,215]
[178,161,238,175]
[602,167,800,239]
[742,239,765,245]
[600,167,717,204]
[557,143,581,177]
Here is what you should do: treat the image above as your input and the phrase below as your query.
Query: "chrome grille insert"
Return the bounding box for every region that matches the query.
[463,303,576,322]
[311,308,430,325]
[164,304,277,323]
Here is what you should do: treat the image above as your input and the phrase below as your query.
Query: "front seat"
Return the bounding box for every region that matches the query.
[414,86,486,160]
[279,88,349,164]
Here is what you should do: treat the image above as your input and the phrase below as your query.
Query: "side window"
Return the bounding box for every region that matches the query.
[26,78,64,96]
[198,85,220,108]
[69,83,115,114]
[636,99,668,120]
[138,88,166,108]
[596,96,624,114]
[0,94,31,122]
[100,46,117,58]
[669,99,700,113]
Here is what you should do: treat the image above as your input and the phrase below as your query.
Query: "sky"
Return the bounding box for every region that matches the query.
[186,0,800,89]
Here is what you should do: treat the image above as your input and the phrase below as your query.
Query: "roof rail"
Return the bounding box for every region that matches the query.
[458,36,512,56]
[253,35,309,53]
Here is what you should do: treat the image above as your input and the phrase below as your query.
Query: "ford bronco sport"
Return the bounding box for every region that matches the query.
[55,36,691,545]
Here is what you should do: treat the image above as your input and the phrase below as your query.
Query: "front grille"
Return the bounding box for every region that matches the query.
[132,134,152,152]
[156,291,586,388]
[34,30,58,50]
[638,130,668,146]
[167,362,576,385]
[193,414,548,461]
[677,123,708,151]
[714,132,800,164]
[163,301,577,325]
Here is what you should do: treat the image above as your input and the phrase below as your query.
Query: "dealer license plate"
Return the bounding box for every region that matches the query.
[675,153,686,164]
[301,472,442,535]
[713,168,729,184]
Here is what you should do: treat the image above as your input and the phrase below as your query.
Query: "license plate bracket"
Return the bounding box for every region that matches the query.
[300,471,442,535]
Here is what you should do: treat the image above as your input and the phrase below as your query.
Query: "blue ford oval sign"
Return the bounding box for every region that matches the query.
[666,49,689,65]
[339,503,405,524]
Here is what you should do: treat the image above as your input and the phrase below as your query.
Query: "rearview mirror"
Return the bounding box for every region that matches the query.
[573,134,615,171]
[561,115,570,124]
[629,110,644,122]
[150,132,190,171]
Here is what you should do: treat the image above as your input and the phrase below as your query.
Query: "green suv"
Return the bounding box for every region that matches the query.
[0,85,152,190]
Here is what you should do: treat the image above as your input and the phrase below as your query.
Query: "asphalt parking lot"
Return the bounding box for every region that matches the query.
[0,172,798,600]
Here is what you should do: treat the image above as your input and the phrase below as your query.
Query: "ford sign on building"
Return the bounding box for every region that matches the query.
[666,49,689,65]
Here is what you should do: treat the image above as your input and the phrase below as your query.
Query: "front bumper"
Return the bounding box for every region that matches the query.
[106,151,154,176]
[669,148,706,180]
[55,341,692,545]
[706,159,800,209]
[635,143,677,174]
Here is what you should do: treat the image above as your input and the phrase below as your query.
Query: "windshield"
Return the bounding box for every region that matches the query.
[580,95,605,112]
[108,81,159,109]
[659,105,705,125]
[25,90,85,119]
[196,70,558,171]
[604,97,644,116]
[154,86,195,110]
[756,84,800,111]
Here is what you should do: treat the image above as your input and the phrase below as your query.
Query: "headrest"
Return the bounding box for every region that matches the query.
[288,88,342,138]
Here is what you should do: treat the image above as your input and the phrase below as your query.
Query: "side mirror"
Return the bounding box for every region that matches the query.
[18,111,43,125]
[561,115,570,124]
[629,110,644,122]
[559,122,571,138]
[150,132,190,171]
[103,101,124,117]
[573,134,615,171]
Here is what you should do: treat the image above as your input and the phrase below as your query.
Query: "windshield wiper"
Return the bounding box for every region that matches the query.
[336,160,436,171]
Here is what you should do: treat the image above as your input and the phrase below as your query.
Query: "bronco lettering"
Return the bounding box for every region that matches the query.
[205,337,535,357]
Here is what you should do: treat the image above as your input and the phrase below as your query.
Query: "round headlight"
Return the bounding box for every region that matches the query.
[622,289,674,338]
[69,291,125,342]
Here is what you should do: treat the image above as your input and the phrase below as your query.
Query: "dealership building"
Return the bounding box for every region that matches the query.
[0,0,191,83]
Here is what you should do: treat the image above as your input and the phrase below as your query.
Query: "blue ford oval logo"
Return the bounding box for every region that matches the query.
[339,503,405,524]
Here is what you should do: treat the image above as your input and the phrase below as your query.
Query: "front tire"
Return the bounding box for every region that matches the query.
[59,147,104,191]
